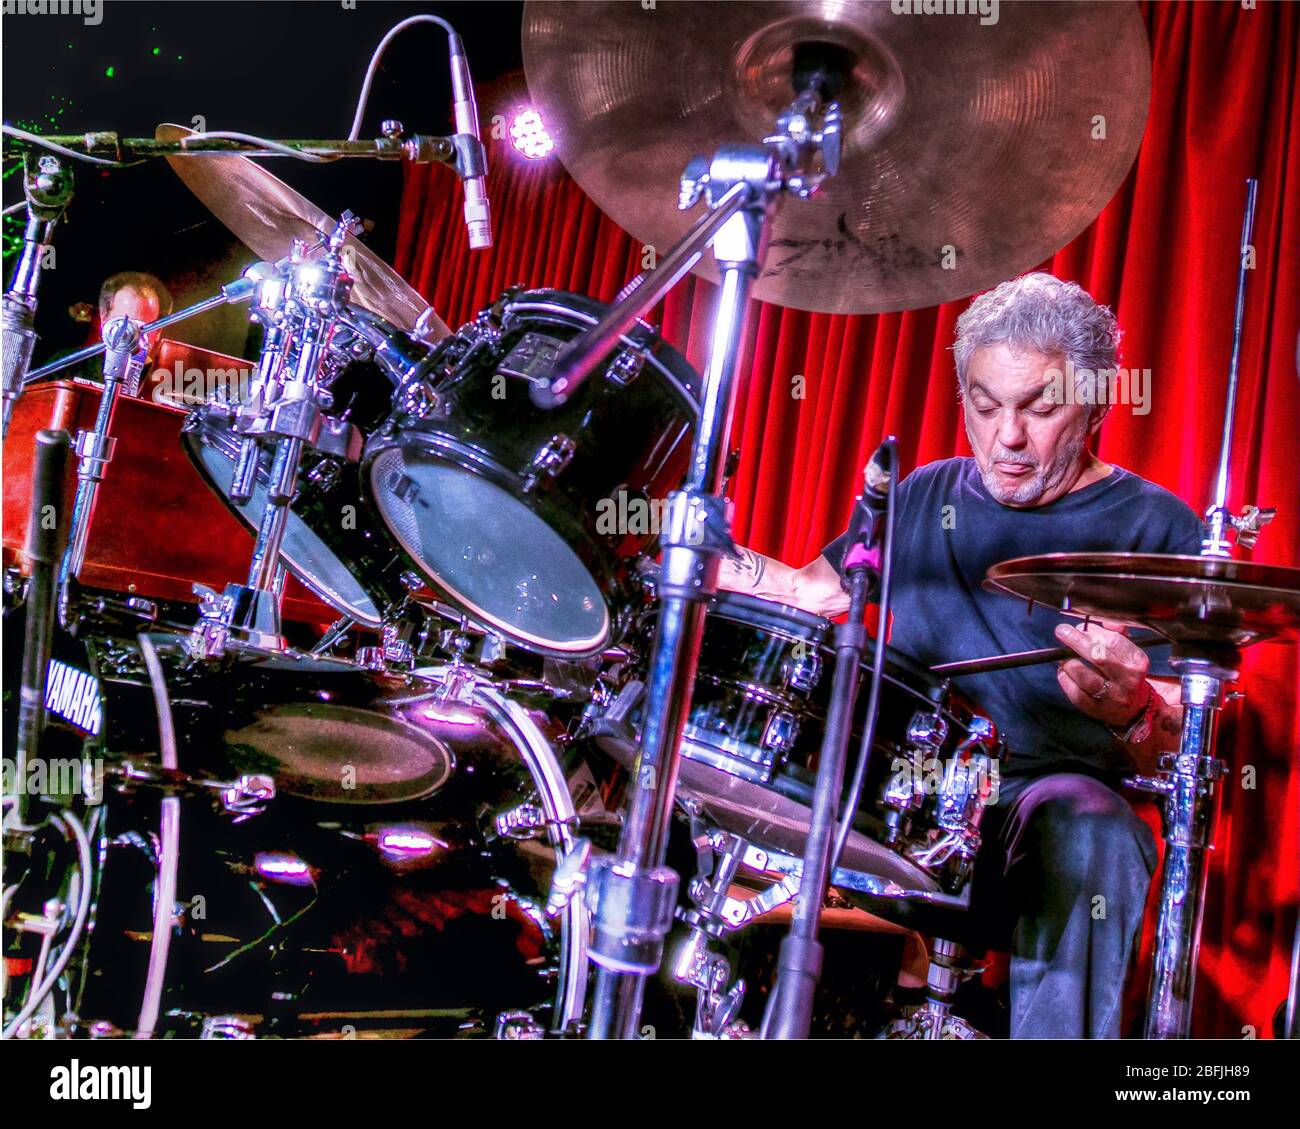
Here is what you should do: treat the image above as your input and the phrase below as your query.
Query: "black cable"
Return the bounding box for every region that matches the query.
[830,439,898,870]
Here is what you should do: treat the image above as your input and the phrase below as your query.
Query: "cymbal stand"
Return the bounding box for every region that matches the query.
[1128,179,1269,1038]
[55,317,148,627]
[540,74,842,1040]
[2,154,73,438]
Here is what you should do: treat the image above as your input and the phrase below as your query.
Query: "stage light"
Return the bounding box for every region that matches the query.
[510,109,554,160]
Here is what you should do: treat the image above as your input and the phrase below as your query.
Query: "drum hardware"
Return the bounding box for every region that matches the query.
[494,1010,546,1040]
[674,829,755,1039]
[525,29,856,1034]
[23,271,260,387]
[493,802,579,844]
[311,615,357,656]
[1,153,73,438]
[521,434,577,492]
[104,762,276,822]
[767,439,894,1039]
[186,217,362,661]
[983,181,1300,1039]
[877,938,988,1041]
[903,718,1002,891]
[11,430,70,826]
[200,1015,257,1040]
[54,317,148,629]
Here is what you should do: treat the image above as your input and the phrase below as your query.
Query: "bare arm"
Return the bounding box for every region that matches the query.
[717,547,850,618]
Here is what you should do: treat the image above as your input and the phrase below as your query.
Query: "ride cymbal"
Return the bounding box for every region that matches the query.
[984,552,1300,648]
[522,0,1151,314]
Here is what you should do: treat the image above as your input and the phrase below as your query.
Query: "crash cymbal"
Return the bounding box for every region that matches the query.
[984,553,1300,648]
[522,1,1150,314]
[155,124,448,339]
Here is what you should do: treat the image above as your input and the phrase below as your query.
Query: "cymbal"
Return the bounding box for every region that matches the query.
[984,553,1300,649]
[522,1,1151,315]
[155,124,448,339]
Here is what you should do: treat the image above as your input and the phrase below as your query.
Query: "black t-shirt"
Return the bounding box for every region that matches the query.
[821,456,1203,778]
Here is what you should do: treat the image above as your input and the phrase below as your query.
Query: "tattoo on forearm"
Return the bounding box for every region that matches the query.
[729,548,767,590]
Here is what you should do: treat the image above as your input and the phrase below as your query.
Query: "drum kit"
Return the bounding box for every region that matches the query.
[2,1,1299,1042]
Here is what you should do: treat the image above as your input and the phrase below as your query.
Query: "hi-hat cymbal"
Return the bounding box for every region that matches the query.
[522,1,1151,315]
[984,553,1300,649]
[156,124,448,339]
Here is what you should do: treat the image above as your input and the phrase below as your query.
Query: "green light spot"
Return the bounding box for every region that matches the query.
[152,47,160,56]
[176,55,184,61]
[105,66,115,78]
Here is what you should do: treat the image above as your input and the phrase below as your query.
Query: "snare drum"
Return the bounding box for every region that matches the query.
[593,591,1004,896]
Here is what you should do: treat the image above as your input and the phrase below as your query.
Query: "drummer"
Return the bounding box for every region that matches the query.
[718,272,1203,1038]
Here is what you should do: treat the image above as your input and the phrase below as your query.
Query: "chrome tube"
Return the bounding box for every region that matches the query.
[589,201,766,1040]
[1145,662,1231,1039]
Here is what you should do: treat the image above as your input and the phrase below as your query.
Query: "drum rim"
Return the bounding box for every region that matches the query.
[180,412,387,628]
[501,288,702,415]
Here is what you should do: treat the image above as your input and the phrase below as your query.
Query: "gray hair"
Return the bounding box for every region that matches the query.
[953,273,1120,402]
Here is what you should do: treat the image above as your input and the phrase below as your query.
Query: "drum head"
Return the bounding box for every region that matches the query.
[189,438,383,628]
[225,701,455,804]
[368,448,610,654]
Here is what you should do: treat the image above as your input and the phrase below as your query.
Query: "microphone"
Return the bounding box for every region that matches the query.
[447,32,492,250]
[841,438,895,577]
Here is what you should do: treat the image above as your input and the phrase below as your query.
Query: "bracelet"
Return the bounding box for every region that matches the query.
[1108,683,1160,744]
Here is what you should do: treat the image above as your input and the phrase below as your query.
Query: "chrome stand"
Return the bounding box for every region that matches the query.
[673,831,755,1039]
[56,317,148,626]
[878,938,987,1040]
[549,77,841,1043]
[1128,648,1235,1039]
[2,155,73,438]
[1125,180,1261,1038]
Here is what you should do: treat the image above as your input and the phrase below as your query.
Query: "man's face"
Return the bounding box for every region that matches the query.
[962,342,1098,507]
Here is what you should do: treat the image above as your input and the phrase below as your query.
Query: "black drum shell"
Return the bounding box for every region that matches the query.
[361,289,699,657]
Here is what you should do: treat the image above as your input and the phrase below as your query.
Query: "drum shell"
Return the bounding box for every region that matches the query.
[3,378,333,622]
[361,289,699,656]
[178,356,416,629]
[66,648,582,1037]
[595,591,992,896]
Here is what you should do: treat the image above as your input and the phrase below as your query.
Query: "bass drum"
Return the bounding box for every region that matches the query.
[67,646,588,1038]
[591,591,1004,902]
[362,288,699,658]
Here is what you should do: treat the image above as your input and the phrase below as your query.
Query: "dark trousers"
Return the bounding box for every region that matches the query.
[968,771,1159,1039]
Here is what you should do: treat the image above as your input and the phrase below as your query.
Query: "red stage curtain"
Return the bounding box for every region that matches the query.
[395,1,1299,1037]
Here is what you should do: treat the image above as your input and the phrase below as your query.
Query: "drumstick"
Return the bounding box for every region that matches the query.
[931,631,1169,677]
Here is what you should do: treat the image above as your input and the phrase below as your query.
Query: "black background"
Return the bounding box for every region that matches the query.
[2,0,524,359]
